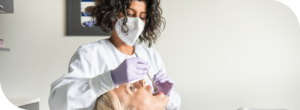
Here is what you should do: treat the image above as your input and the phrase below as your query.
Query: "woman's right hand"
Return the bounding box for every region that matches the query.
[111,57,150,86]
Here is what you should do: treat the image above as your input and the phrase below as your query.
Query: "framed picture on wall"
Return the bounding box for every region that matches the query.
[66,0,111,36]
[0,0,14,14]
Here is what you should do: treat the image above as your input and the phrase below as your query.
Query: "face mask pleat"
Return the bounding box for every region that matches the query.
[115,16,145,46]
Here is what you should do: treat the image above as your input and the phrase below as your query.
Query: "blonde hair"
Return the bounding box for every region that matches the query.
[94,92,135,110]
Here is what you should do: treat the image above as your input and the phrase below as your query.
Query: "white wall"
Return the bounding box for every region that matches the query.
[1,0,300,110]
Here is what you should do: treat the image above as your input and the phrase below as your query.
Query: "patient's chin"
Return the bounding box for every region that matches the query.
[163,96,169,107]
[161,94,169,104]
[155,95,169,109]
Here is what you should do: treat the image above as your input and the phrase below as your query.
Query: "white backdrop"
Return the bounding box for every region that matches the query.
[0,0,300,110]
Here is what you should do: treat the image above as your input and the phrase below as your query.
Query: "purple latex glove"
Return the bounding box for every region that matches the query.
[153,70,174,96]
[111,57,150,86]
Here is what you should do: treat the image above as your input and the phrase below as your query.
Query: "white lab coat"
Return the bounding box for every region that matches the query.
[48,39,181,110]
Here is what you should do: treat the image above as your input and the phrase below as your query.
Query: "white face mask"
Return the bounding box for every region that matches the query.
[115,16,145,46]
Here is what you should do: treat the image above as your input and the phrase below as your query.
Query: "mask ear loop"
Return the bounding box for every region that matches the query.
[116,16,123,28]
[115,16,123,31]
[117,16,130,34]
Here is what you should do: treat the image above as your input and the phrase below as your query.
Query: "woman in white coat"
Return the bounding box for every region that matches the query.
[48,0,181,110]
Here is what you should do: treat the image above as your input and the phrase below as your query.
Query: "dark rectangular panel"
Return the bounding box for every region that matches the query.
[66,0,111,36]
[0,0,14,13]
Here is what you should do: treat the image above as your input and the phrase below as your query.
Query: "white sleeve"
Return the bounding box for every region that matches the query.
[153,49,181,110]
[48,45,116,110]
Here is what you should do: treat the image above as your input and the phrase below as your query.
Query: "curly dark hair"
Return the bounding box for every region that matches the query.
[90,0,166,47]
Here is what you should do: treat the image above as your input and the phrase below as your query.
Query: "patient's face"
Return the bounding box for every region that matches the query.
[110,79,169,110]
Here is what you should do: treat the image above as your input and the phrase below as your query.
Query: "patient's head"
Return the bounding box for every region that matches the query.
[94,79,169,110]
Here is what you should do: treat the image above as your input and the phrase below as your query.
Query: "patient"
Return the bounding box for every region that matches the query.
[94,79,169,110]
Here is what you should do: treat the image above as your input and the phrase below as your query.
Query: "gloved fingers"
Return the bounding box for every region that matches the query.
[154,70,165,80]
[156,80,174,87]
[135,69,149,75]
[155,74,169,83]
[166,80,175,85]
[135,57,148,64]
[136,64,150,70]
[153,72,159,82]
[155,77,171,85]
[153,74,162,83]
[154,89,162,94]
[162,78,174,85]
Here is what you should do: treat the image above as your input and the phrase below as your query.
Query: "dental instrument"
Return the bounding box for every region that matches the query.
[135,52,158,92]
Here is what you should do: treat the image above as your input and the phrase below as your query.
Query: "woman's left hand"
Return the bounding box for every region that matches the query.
[153,70,174,96]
